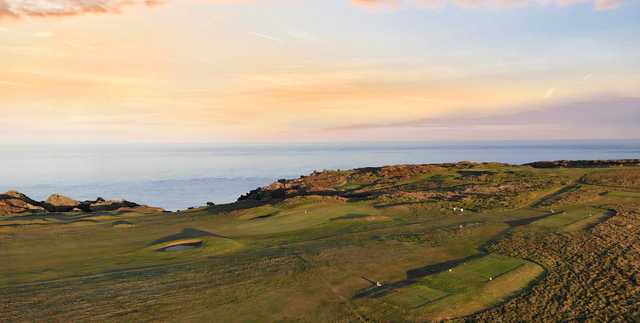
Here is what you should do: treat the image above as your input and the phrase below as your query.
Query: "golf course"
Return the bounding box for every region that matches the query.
[1,160,639,322]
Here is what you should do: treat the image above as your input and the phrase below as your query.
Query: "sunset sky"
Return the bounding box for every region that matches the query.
[1,0,639,143]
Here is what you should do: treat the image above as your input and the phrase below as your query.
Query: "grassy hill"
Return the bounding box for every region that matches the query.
[1,161,639,322]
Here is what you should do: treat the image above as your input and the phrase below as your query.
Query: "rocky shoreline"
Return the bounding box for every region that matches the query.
[4,159,639,216]
[0,190,160,216]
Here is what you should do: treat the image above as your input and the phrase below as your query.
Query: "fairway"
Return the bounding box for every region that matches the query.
[387,285,450,308]
[530,207,608,231]
[606,191,640,198]
[409,254,543,320]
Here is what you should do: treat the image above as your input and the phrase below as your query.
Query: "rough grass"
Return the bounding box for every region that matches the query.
[582,168,640,189]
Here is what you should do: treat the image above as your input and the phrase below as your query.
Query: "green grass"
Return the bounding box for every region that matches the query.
[214,199,384,237]
[531,207,607,231]
[607,191,640,198]
[337,183,366,191]
[387,285,449,308]
[418,254,527,292]
[0,195,514,321]
[394,254,543,320]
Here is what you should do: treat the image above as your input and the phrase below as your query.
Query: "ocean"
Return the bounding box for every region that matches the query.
[1,140,638,211]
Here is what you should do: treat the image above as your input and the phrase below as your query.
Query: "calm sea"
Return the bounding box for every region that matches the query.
[1,140,638,210]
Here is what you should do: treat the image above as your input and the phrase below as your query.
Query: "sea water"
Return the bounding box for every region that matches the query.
[1,140,638,210]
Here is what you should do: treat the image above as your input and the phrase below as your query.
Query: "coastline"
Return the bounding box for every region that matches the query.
[3,158,638,216]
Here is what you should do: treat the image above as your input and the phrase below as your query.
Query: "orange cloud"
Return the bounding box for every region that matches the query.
[0,0,163,19]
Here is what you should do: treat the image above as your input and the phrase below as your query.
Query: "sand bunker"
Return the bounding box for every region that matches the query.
[156,239,204,252]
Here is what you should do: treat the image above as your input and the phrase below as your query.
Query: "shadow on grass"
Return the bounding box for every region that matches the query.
[251,212,278,220]
[330,213,371,221]
[352,253,484,300]
[203,200,278,215]
[504,211,563,227]
[112,220,133,226]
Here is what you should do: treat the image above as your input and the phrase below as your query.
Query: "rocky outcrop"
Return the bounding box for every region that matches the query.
[79,198,139,212]
[45,194,80,212]
[0,191,46,215]
[0,191,155,216]
[238,164,447,202]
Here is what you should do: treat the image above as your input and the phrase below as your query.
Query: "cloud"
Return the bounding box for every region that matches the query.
[0,0,163,19]
[248,31,283,43]
[0,0,627,21]
[329,95,640,132]
[594,0,624,9]
[0,80,31,87]
[351,0,628,10]
[0,1,14,17]
[543,88,556,99]
[32,31,53,37]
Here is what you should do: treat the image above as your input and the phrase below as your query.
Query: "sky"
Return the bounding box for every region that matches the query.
[0,0,639,144]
